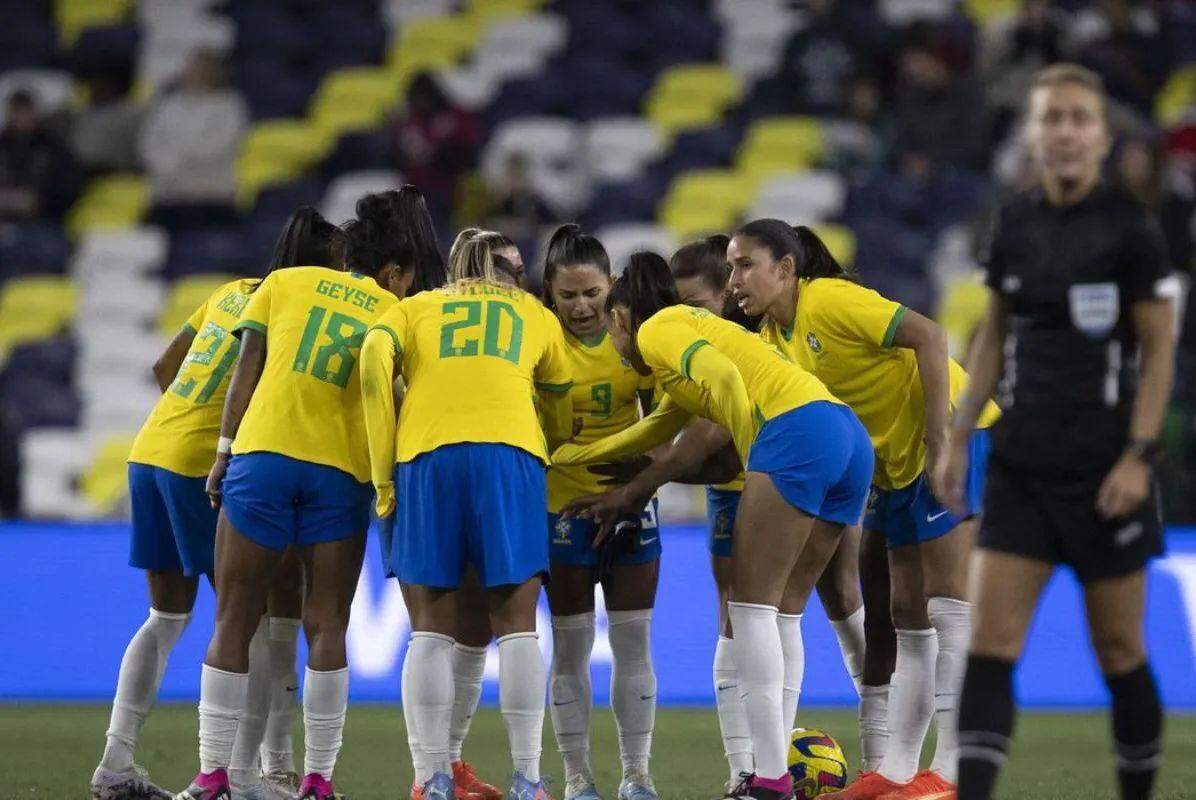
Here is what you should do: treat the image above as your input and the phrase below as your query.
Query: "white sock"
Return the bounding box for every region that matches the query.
[402,639,429,782]
[229,618,270,786]
[449,643,488,764]
[608,609,656,778]
[406,633,456,782]
[549,613,595,782]
[713,636,754,781]
[101,609,190,772]
[727,602,787,780]
[499,632,545,783]
[829,607,867,693]
[303,667,350,780]
[777,613,804,732]
[927,597,971,781]
[198,664,248,774]
[261,617,300,775]
[878,628,938,783]
[859,684,891,772]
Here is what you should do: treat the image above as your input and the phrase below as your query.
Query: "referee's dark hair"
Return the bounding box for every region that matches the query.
[606,250,678,328]
[736,218,853,282]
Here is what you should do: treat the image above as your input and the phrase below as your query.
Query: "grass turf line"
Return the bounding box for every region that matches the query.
[3,705,1193,799]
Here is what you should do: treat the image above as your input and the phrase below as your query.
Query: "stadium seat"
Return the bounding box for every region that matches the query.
[0,69,75,125]
[310,67,402,140]
[748,170,847,224]
[720,9,798,82]
[80,375,160,434]
[54,0,134,48]
[961,0,1020,27]
[1155,65,1196,128]
[483,13,567,59]
[80,433,137,515]
[736,117,827,182]
[0,276,77,360]
[157,274,238,338]
[0,223,72,281]
[658,169,755,240]
[136,13,237,91]
[20,429,93,517]
[77,277,163,323]
[811,223,856,269]
[389,14,484,83]
[482,116,587,214]
[584,118,666,184]
[63,174,150,239]
[937,274,989,359]
[321,170,403,226]
[236,120,336,207]
[595,223,678,273]
[382,0,454,30]
[164,228,251,279]
[645,64,743,136]
[880,0,956,25]
[71,227,168,285]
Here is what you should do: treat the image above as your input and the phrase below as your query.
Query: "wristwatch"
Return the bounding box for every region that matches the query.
[1125,438,1161,466]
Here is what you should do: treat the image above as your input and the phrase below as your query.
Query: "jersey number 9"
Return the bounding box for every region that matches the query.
[439,300,524,364]
[292,306,368,388]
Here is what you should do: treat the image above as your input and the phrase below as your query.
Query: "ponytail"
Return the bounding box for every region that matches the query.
[343,193,416,279]
[543,223,610,307]
[735,218,852,281]
[265,206,343,277]
[605,250,678,328]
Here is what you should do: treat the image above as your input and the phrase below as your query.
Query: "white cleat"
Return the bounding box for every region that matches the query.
[231,778,294,800]
[91,763,174,800]
[617,773,658,800]
[564,774,602,800]
[261,771,301,795]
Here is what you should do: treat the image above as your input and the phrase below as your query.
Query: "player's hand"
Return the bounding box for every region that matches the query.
[589,455,654,486]
[937,433,970,517]
[924,436,952,507]
[1097,452,1151,519]
[206,453,230,509]
[572,417,584,438]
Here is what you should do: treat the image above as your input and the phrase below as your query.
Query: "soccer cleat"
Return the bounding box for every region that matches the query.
[563,773,600,800]
[721,773,754,800]
[411,774,477,800]
[421,772,456,800]
[727,772,794,800]
[507,772,554,800]
[875,770,955,800]
[455,761,503,800]
[261,770,301,795]
[617,772,659,800]
[822,771,908,800]
[175,769,233,800]
[91,763,174,800]
[297,772,344,800]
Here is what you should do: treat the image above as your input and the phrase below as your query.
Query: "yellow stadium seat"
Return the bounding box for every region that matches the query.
[658,169,756,239]
[938,275,990,358]
[466,0,543,24]
[737,116,826,178]
[0,276,77,358]
[158,275,240,338]
[64,174,149,238]
[310,67,402,139]
[55,0,133,48]
[660,206,741,240]
[811,223,856,268]
[962,0,1020,27]
[236,120,335,207]
[82,434,137,516]
[1155,65,1196,128]
[646,65,742,136]
[390,15,484,81]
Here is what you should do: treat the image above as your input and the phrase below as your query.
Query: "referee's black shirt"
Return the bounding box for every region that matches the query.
[981,181,1171,477]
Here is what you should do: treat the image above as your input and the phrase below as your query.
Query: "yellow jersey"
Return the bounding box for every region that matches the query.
[759,278,999,491]
[129,278,257,476]
[231,266,396,482]
[637,305,841,465]
[361,282,573,485]
[547,330,654,513]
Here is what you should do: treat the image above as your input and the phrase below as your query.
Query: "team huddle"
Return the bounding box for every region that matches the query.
[92,65,1173,800]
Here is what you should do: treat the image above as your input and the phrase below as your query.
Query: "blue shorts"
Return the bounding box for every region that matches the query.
[705,487,740,558]
[390,442,548,589]
[549,498,662,567]
[222,452,373,551]
[128,463,218,576]
[746,401,874,526]
[865,428,991,548]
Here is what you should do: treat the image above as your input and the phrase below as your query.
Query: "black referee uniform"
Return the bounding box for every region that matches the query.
[979,180,1171,582]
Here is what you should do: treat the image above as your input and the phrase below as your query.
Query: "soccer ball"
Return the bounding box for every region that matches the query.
[787,727,849,799]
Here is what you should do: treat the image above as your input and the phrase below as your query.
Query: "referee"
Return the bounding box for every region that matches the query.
[943,64,1176,800]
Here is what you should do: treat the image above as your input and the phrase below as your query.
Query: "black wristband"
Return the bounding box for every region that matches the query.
[1125,438,1161,466]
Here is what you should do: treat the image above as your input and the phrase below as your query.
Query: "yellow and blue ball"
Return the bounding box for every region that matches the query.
[787,727,849,799]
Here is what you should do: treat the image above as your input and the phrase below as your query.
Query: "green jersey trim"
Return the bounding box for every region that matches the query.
[679,339,711,379]
[882,305,908,348]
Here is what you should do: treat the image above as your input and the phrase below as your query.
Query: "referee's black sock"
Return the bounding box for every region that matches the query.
[1106,662,1163,800]
[956,654,1015,800]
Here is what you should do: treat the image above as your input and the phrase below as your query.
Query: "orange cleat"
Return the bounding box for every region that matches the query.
[454,762,503,800]
[876,770,955,800]
[822,771,909,800]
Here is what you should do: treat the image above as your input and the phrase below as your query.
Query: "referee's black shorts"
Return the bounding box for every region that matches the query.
[979,455,1164,584]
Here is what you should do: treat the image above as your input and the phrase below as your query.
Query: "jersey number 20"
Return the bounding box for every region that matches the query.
[439,300,524,364]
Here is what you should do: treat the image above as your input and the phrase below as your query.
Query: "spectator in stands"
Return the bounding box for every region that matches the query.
[392,72,480,230]
[775,0,887,115]
[0,90,80,222]
[484,152,553,255]
[71,71,142,175]
[1115,137,1196,275]
[892,34,989,172]
[824,76,886,173]
[982,0,1067,130]
[139,49,247,231]
[1073,0,1170,118]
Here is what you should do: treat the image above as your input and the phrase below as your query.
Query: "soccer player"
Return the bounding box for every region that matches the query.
[178,194,411,800]
[89,208,341,800]
[578,252,874,800]
[945,64,1175,800]
[728,219,998,800]
[359,235,574,800]
[537,225,660,800]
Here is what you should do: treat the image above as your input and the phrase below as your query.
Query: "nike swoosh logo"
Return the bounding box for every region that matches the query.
[552,700,572,706]
[639,694,656,701]
[717,684,738,692]
[926,510,950,523]
[638,536,657,546]
[285,686,298,693]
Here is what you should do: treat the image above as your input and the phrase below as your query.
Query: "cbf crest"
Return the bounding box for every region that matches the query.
[806,331,824,355]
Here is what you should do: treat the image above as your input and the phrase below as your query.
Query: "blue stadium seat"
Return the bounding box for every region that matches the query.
[0,336,76,388]
[0,223,72,281]
[656,124,744,180]
[233,57,316,121]
[320,130,395,180]
[485,76,571,127]
[581,172,670,231]
[164,227,253,280]
[68,24,140,78]
[560,56,652,121]
[0,1,55,71]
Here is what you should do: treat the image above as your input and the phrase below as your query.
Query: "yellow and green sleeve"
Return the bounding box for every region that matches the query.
[551,394,692,466]
[359,325,401,516]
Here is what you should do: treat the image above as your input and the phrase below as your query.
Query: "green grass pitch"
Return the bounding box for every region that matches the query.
[3,705,1193,799]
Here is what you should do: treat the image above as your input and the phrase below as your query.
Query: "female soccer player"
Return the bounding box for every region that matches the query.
[584,252,873,800]
[536,224,660,800]
[360,235,573,800]
[727,219,998,800]
[178,194,413,800]
[89,208,341,800]
[944,65,1174,800]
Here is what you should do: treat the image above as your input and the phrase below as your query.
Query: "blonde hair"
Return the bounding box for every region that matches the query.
[448,231,515,285]
[1029,63,1108,121]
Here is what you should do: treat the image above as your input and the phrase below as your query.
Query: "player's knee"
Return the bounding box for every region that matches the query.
[968,618,1025,661]
[1091,630,1145,675]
